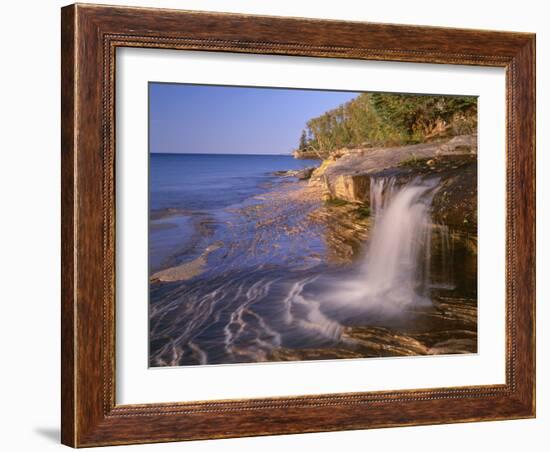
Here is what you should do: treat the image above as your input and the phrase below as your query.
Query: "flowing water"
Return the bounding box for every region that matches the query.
[316,177,439,314]
[149,155,476,366]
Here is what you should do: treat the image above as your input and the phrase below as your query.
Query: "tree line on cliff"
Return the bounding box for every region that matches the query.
[295,93,477,159]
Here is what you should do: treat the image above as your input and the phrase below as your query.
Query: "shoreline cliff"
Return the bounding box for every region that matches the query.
[297,135,477,235]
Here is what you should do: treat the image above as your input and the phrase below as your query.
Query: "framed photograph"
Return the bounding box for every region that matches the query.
[61,3,535,447]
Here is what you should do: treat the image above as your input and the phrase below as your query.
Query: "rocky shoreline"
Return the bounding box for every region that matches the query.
[150,138,478,366]
[268,296,477,361]
[265,135,479,361]
[307,135,477,233]
[151,135,478,292]
[151,135,478,280]
[275,135,478,266]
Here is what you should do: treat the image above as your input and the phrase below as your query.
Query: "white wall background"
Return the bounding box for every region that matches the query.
[0,1,546,450]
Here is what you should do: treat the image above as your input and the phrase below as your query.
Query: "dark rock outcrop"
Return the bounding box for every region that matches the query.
[274,166,316,180]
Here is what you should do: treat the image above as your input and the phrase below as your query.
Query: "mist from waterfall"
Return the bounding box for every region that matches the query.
[323,176,441,313]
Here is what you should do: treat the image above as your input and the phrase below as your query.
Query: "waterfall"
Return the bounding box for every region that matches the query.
[431,224,455,290]
[270,174,445,337]
[360,176,439,309]
[322,175,441,314]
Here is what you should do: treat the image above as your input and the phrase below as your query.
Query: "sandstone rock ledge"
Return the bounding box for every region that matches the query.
[308,135,477,234]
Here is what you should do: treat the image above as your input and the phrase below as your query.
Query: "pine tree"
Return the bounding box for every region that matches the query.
[299,129,308,150]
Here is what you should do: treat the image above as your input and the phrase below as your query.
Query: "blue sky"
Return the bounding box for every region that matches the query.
[149,83,360,155]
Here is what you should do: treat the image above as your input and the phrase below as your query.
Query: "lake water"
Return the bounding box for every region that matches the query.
[149,153,318,273]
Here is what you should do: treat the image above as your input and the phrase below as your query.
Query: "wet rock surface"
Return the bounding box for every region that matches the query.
[273,166,316,180]
[268,296,477,361]
[308,200,371,264]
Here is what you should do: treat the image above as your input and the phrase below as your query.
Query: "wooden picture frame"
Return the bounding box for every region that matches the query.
[61,3,535,447]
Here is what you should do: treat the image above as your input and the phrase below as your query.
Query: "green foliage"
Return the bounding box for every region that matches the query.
[325,198,349,207]
[398,155,425,168]
[298,129,308,150]
[354,205,371,218]
[325,198,371,219]
[297,93,477,158]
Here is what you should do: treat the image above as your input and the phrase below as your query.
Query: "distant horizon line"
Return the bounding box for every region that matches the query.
[150,152,294,156]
